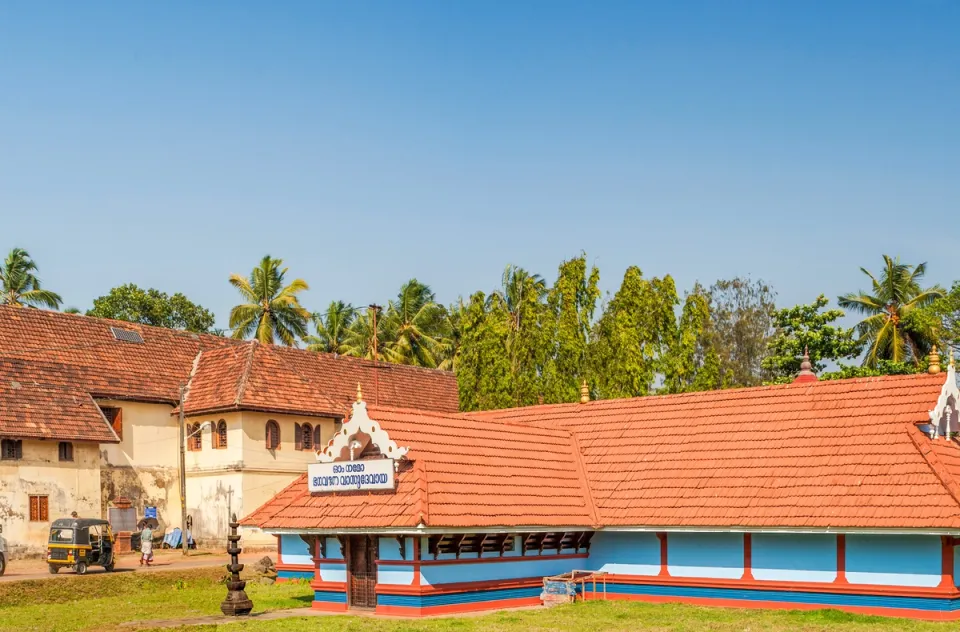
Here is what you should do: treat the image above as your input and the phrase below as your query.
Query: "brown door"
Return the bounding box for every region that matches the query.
[348,535,378,609]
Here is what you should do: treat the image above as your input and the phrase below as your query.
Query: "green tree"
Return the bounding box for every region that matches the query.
[708,277,777,387]
[87,284,215,332]
[342,308,384,361]
[661,285,721,394]
[305,301,355,354]
[0,248,62,309]
[542,254,600,403]
[228,255,310,346]
[838,255,944,367]
[456,292,513,411]
[436,299,465,372]
[492,265,550,406]
[382,279,448,368]
[762,295,862,382]
[914,281,960,355]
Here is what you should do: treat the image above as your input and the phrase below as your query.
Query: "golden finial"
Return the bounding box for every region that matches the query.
[928,345,942,375]
[579,380,590,404]
[356,382,363,403]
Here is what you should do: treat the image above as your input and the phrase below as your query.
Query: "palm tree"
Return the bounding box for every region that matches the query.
[342,308,384,361]
[436,299,465,372]
[489,265,547,331]
[305,301,355,353]
[228,255,310,346]
[381,279,448,368]
[838,255,944,367]
[0,248,63,309]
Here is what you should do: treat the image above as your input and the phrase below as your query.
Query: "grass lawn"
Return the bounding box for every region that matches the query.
[2,567,959,632]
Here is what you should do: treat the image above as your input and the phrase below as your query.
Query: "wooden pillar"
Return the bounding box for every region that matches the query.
[313,536,322,582]
[835,534,847,584]
[939,536,955,591]
[412,537,421,587]
[742,533,754,580]
[657,532,670,577]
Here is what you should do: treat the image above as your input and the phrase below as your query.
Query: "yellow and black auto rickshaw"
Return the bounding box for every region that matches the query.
[47,518,116,575]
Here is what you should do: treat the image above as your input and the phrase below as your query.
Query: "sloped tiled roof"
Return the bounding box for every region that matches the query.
[0,307,459,422]
[246,373,960,532]
[242,405,597,530]
[0,358,120,443]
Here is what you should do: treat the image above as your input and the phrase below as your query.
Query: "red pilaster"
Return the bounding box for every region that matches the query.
[412,537,421,587]
[314,536,322,582]
[743,533,754,580]
[939,536,955,591]
[657,532,670,577]
[836,534,847,584]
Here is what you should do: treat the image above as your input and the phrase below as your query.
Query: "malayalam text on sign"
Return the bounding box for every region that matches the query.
[308,459,395,493]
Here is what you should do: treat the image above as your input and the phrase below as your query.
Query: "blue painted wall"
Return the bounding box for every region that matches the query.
[324,537,343,559]
[379,536,413,561]
[319,561,347,583]
[846,535,941,588]
[420,555,585,586]
[587,532,660,576]
[668,533,744,580]
[752,534,836,583]
[279,534,313,565]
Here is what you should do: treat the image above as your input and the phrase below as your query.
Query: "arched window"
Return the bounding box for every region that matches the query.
[313,425,323,449]
[265,420,280,450]
[213,420,227,449]
[302,423,313,451]
[188,423,202,451]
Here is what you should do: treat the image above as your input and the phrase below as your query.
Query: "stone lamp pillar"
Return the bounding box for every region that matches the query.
[220,514,253,616]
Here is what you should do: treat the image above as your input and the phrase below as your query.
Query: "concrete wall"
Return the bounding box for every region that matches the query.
[846,534,941,588]
[668,533,744,579]
[752,533,836,583]
[0,441,101,556]
[588,532,660,576]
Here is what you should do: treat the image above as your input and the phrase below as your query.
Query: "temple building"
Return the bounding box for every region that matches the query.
[245,353,960,620]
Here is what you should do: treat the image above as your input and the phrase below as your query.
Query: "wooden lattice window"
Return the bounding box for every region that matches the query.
[1,439,22,460]
[101,406,122,440]
[213,420,227,449]
[29,495,49,522]
[313,425,323,449]
[302,424,313,451]
[265,420,280,450]
[58,441,74,462]
[188,423,202,451]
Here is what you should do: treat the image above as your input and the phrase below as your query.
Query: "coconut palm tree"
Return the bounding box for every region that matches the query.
[381,279,448,368]
[436,299,465,372]
[0,248,63,309]
[342,308,384,361]
[304,301,355,353]
[489,264,547,332]
[228,255,310,346]
[838,255,944,367]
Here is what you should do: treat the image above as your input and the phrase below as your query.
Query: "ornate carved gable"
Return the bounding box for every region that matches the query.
[929,363,960,440]
[317,398,409,463]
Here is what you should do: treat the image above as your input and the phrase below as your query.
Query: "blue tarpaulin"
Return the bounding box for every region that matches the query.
[162,528,195,549]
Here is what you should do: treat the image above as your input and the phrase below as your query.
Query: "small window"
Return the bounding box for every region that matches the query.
[313,425,323,449]
[213,420,227,449]
[265,420,280,450]
[29,495,49,522]
[302,423,313,451]
[101,407,123,440]
[188,423,202,451]
[1,439,22,460]
[58,442,74,462]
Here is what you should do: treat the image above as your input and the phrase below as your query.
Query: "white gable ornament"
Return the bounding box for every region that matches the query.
[307,387,408,493]
[929,359,960,440]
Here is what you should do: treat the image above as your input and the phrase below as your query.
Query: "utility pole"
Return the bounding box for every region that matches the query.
[178,383,188,557]
[369,304,382,406]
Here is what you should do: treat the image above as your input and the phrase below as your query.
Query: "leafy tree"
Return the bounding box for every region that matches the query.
[838,255,944,367]
[87,283,215,333]
[915,281,960,354]
[228,255,310,346]
[0,248,62,309]
[382,279,448,368]
[762,295,862,382]
[542,254,600,403]
[821,359,925,381]
[662,285,722,393]
[492,265,550,406]
[456,292,513,411]
[305,301,355,354]
[708,277,777,387]
[436,299,465,372]
[63,307,81,314]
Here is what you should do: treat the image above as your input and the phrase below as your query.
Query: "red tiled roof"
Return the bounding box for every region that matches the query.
[246,373,960,532]
[0,306,459,420]
[242,405,597,530]
[0,358,119,443]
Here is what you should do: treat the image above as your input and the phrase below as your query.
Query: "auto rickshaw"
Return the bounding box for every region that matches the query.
[0,523,7,576]
[47,518,115,575]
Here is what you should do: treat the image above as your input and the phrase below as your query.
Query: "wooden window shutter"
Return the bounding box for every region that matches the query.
[30,496,39,521]
[113,408,123,440]
[40,496,48,521]
[295,423,302,451]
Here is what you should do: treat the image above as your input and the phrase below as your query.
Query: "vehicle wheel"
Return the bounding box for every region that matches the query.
[75,562,87,575]
[0,554,5,576]
[48,564,59,574]
[104,562,115,572]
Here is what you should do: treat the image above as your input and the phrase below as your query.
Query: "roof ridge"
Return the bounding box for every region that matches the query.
[907,423,960,509]
[569,433,600,528]
[181,350,204,406]
[415,459,430,526]
[234,342,257,407]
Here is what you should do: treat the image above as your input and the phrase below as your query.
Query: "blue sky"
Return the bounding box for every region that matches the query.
[1,1,957,329]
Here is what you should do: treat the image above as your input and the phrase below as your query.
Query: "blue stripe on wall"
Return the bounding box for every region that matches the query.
[378,586,542,608]
[278,570,313,580]
[605,582,960,613]
[314,590,347,604]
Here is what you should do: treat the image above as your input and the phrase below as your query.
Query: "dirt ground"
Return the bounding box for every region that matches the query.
[0,550,264,582]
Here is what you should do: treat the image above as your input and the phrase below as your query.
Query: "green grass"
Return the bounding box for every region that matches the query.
[2,569,958,632]
[0,567,311,632]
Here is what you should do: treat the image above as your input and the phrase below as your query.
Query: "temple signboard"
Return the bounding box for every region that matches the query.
[308,459,395,493]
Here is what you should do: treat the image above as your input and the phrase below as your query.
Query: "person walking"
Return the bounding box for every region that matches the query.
[139,522,154,567]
